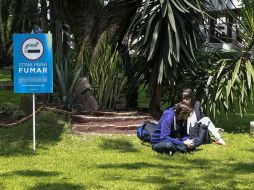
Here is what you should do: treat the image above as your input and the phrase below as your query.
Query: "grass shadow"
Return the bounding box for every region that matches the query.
[98,162,161,170]
[0,170,60,177]
[214,104,254,134]
[28,183,85,190]
[195,167,249,190]
[248,147,254,153]
[186,158,213,168]
[0,183,4,190]
[229,162,254,173]
[99,138,138,153]
[101,163,206,189]
[0,111,66,156]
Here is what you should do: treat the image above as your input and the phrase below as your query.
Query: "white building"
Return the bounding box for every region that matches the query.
[202,0,243,51]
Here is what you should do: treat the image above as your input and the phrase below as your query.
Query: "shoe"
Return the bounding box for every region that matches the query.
[216,138,226,146]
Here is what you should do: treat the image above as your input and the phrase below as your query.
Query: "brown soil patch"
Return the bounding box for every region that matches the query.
[72,111,157,135]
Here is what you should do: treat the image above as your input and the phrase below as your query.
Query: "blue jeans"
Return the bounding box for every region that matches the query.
[152,142,188,154]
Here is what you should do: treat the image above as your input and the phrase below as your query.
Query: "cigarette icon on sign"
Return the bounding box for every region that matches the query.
[22,38,44,60]
[25,49,41,53]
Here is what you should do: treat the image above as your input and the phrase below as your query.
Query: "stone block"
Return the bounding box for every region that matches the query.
[250,121,254,137]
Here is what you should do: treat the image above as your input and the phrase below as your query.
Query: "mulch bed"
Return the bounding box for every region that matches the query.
[0,107,157,135]
[72,111,156,134]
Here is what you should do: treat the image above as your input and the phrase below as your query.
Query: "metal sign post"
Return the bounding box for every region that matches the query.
[13,34,53,151]
[33,93,36,150]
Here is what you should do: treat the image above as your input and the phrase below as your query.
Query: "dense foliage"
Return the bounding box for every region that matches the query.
[200,0,254,116]
[1,0,254,116]
[128,0,210,85]
[88,40,127,110]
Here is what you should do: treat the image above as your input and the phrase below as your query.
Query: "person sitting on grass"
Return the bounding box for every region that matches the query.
[181,88,226,145]
[151,102,209,155]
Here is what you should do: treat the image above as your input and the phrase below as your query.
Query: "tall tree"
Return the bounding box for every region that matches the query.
[63,0,141,63]
[50,0,63,58]
[0,0,11,66]
[128,0,210,114]
[0,0,39,66]
[40,0,48,32]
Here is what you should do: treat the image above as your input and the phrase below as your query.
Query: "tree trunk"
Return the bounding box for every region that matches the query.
[39,0,50,105]
[41,0,48,32]
[149,59,162,116]
[50,0,63,58]
[1,23,7,66]
[62,0,141,110]
[64,0,141,62]
[149,82,162,116]
[63,0,101,60]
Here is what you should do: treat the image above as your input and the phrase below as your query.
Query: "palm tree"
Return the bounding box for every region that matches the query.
[128,0,211,114]
[0,0,12,66]
[0,0,39,66]
[202,0,254,116]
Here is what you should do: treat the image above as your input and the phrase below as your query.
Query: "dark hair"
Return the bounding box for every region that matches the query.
[175,102,192,120]
[182,88,195,107]
[182,88,193,99]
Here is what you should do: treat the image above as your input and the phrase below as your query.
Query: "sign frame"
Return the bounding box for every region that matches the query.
[13,33,53,94]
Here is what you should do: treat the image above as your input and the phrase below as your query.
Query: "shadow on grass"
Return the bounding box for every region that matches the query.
[229,162,254,173]
[99,138,138,153]
[0,111,66,156]
[104,173,176,185]
[28,183,85,190]
[102,167,201,189]
[0,170,60,177]
[248,147,254,153]
[214,111,253,134]
[101,160,247,190]
[185,160,254,190]
[98,154,254,189]
[194,168,249,190]
[98,161,187,171]
[98,162,163,170]
[0,183,4,190]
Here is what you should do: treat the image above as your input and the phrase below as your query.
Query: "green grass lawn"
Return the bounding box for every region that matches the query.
[0,108,254,190]
[0,69,11,82]
[0,90,23,105]
[0,87,254,189]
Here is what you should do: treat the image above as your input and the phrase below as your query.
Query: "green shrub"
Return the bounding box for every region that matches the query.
[54,53,84,110]
[0,102,16,114]
[88,40,127,110]
[12,110,26,120]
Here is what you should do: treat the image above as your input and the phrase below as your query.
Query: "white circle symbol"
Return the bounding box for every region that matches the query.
[22,38,44,60]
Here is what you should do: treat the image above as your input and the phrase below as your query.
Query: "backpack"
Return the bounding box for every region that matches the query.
[189,122,211,144]
[137,121,157,143]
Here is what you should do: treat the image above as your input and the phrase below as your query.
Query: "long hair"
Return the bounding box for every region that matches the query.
[182,88,195,107]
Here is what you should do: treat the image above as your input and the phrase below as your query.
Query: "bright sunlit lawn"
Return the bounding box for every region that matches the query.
[0,87,254,190]
[0,107,254,190]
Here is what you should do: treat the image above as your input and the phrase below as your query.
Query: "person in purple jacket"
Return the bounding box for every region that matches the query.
[151,102,208,155]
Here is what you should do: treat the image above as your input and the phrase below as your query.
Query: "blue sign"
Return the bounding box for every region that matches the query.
[13,34,53,93]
